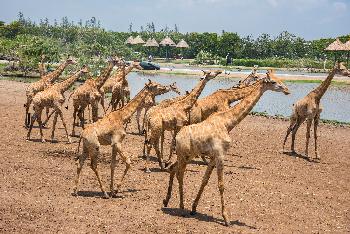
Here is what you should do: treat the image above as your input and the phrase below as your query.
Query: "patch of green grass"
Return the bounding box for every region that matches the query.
[285,79,349,85]
[250,111,350,127]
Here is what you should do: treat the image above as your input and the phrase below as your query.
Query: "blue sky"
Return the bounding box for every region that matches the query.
[1,0,349,39]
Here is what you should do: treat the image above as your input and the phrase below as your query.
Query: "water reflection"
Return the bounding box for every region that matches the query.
[128,72,350,122]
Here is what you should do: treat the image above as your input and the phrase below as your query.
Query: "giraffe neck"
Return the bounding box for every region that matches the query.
[213,83,266,132]
[54,70,84,93]
[43,61,69,83]
[125,65,134,75]
[216,81,261,104]
[95,62,115,89]
[112,87,149,123]
[176,78,209,110]
[310,68,336,100]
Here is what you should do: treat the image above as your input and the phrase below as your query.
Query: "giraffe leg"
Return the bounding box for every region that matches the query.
[42,109,55,126]
[50,112,58,142]
[71,107,78,136]
[91,101,99,123]
[163,161,178,207]
[24,97,32,127]
[145,140,152,173]
[216,155,229,226]
[283,116,297,152]
[176,160,188,209]
[77,106,85,129]
[56,107,71,144]
[89,145,109,198]
[36,110,45,143]
[314,113,320,159]
[291,119,302,154]
[26,111,39,141]
[305,118,313,158]
[115,142,131,194]
[166,129,177,166]
[191,158,216,215]
[44,107,50,126]
[73,144,88,196]
[155,138,165,170]
[110,145,118,197]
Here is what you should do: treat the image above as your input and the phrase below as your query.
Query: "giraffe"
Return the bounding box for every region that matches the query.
[237,66,260,87]
[26,65,89,143]
[142,92,189,155]
[337,62,350,77]
[69,57,122,136]
[144,70,222,172]
[134,82,181,134]
[163,73,290,226]
[38,54,47,77]
[73,80,168,198]
[189,80,263,125]
[24,57,76,127]
[282,64,343,159]
[109,62,127,111]
[100,61,143,110]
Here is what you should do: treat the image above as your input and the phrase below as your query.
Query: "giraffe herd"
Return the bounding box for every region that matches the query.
[23,55,350,226]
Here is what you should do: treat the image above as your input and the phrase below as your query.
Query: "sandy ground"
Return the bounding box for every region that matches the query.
[0,80,349,233]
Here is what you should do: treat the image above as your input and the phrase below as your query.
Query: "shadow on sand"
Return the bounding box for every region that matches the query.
[162,207,257,229]
[283,151,320,163]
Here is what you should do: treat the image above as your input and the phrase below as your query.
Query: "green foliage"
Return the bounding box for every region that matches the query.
[0,13,349,73]
[194,50,220,65]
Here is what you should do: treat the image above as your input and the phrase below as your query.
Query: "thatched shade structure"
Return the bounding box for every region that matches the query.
[143,38,159,47]
[160,36,176,46]
[176,39,189,48]
[125,36,134,45]
[325,38,346,63]
[131,35,145,45]
[325,38,346,51]
[160,36,176,60]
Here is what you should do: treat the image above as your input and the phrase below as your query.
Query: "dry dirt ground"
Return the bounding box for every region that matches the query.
[0,80,349,233]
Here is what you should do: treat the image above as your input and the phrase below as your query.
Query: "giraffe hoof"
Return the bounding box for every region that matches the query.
[190,210,197,216]
[145,169,151,173]
[102,193,110,199]
[110,192,117,198]
[163,199,168,207]
[41,139,46,143]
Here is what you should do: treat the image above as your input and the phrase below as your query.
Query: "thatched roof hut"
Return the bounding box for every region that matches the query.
[344,40,350,51]
[176,39,189,48]
[325,38,346,51]
[125,36,134,45]
[160,36,176,46]
[143,38,159,47]
[132,35,145,45]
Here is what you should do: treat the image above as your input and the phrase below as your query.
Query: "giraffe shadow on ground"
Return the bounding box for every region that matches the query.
[283,151,320,163]
[73,188,147,198]
[162,207,257,229]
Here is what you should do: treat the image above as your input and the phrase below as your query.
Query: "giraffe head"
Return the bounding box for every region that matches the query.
[335,61,346,71]
[169,82,181,95]
[41,54,46,61]
[80,65,90,74]
[130,61,144,70]
[264,69,291,95]
[200,70,222,80]
[66,55,77,65]
[145,79,168,94]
